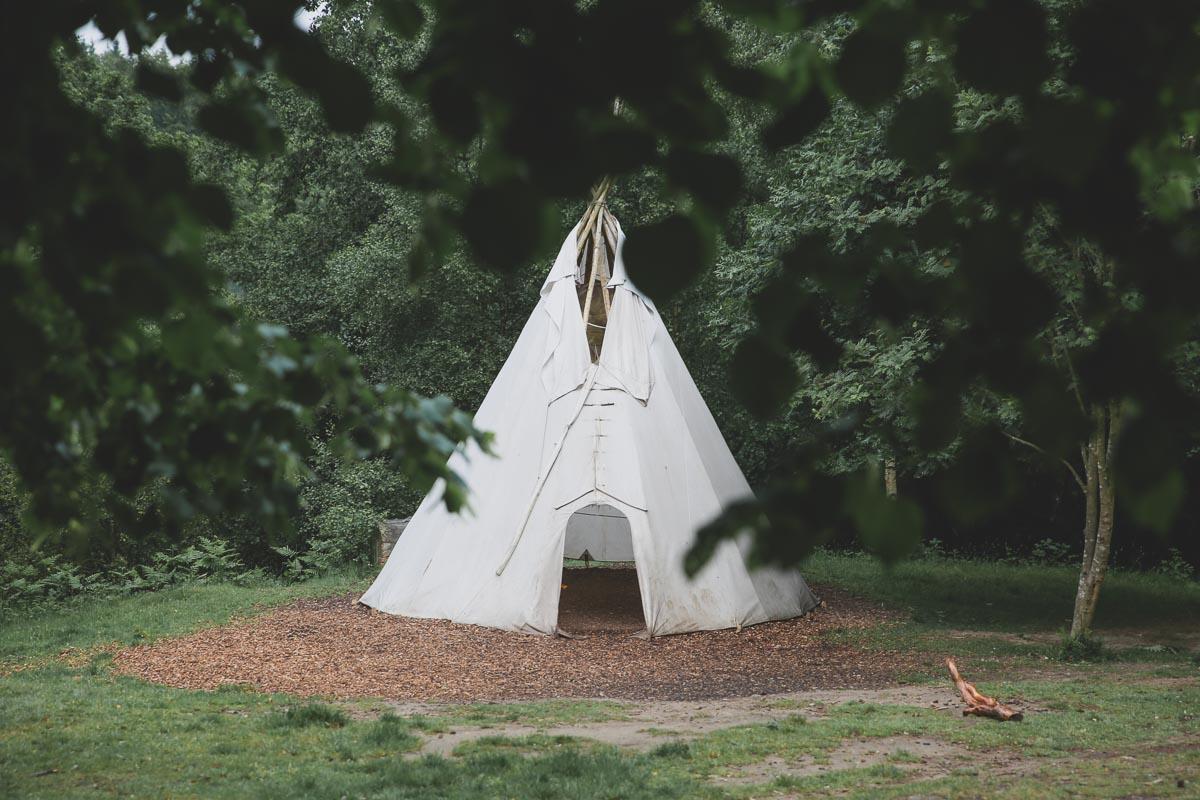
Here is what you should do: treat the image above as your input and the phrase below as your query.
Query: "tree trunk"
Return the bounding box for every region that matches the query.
[883,457,898,499]
[1070,402,1122,639]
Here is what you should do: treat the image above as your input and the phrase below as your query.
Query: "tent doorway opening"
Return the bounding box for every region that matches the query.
[558,504,646,636]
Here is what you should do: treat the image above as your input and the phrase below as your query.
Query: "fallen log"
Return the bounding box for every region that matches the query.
[946,658,1024,721]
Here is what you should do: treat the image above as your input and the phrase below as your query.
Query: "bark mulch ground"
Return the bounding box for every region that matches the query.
[113,569,926,702]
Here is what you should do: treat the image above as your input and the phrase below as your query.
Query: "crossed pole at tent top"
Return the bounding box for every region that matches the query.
[576,99,623,326]
[577,178,617,327]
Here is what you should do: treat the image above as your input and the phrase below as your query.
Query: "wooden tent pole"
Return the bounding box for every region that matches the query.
[576,177,611,260]
[576,98,624,328]
[602,207,619,245]
[593,207,612,318]
[580,207,603,328]
[598,211,613,317]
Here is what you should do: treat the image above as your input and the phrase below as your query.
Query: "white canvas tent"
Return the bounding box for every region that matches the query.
[361,199,817,636]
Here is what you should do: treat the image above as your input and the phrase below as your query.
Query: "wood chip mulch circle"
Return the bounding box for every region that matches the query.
[113,570,926,702]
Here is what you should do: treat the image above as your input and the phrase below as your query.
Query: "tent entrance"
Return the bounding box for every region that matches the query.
[558,504,646,636]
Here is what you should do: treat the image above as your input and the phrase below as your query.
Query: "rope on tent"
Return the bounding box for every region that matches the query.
[495,364,602,577]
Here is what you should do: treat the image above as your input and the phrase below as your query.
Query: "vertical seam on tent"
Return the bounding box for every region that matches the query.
[495,365,601,576]
[593,412,602,490]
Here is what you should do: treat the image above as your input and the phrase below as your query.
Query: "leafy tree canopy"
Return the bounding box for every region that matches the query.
[5,0,1199,581]
[4,1,487,552]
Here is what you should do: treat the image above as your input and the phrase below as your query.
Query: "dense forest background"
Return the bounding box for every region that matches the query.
[3,5,1196,597]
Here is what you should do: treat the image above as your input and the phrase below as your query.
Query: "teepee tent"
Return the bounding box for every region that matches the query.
[361,185,818,636]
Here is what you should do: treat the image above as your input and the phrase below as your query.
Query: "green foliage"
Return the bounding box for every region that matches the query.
[271,541,340,584]
[8,0,1200,589]
[802,549,1200,632]
[649,741,691,759]
[914,537,947,561]
[271,704,350,730]
[0,537,262,614]
[687,3,1200,572]
[1059,631,1107,662]
[364,712,424,748]
[293,443,418,567]
[1029,538,1076,568]
[167,537,247,582]
[1155,548,1196,581]
[5,2,486,557]
[1,556,108,610]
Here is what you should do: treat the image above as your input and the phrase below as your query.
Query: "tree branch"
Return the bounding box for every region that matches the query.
[1106,399,1127,464]
[1056,338,1089,416]
[1004,432,1086,492]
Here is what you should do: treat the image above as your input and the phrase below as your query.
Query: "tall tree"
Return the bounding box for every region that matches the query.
[3,2,485,553]
[7,0,1199,609]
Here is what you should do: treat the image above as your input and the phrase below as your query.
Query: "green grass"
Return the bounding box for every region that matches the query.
[693,677,1198,767]
[1,553,1197,798]
[657,670,1199,798]
[0,664,693,799]
[802,550,1200,632]
[443,699,630,728]
[0,569,370,665]
[268,703,350,730]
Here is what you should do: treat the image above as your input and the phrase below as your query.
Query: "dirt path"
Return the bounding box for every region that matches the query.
[393,685,961,756]
[387,684,1062,789]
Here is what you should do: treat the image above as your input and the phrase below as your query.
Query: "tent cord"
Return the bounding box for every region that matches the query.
[495,365,602,576]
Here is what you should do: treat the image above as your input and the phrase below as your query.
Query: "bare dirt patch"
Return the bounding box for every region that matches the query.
[714,735,972,785]
[404,685,965,756]
[113,574,932,702]
[710,733,1042,789]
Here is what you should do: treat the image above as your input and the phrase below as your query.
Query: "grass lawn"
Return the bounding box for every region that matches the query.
[1,555,1197,799]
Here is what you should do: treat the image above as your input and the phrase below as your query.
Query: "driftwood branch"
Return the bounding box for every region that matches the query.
[946,658,1023,721]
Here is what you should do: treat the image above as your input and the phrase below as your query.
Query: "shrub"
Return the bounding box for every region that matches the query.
[176,537,246,581]
[1154,548,1194,581]
[0,554,109,609]
[272,538,341,583]
[295,444,415,567]
[1059,631,1106,662]
[1,536,260,614]
[1029,538,1075,567]
[916,537,947,561]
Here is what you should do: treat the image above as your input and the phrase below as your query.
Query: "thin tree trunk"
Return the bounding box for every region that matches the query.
[1070,402,1122,639]
[1070,425,1100,637]
[884,457,898,499]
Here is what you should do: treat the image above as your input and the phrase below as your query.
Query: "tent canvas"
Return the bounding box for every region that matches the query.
[360,213,817,636]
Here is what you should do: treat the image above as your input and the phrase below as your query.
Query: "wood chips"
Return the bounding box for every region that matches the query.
[113,570,922,702]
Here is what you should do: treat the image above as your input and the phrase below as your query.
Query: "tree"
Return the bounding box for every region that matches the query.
[686,0,1200,638]
[4,2,486,553]
[1016,224,1176,638]
[8,0,1199,620]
